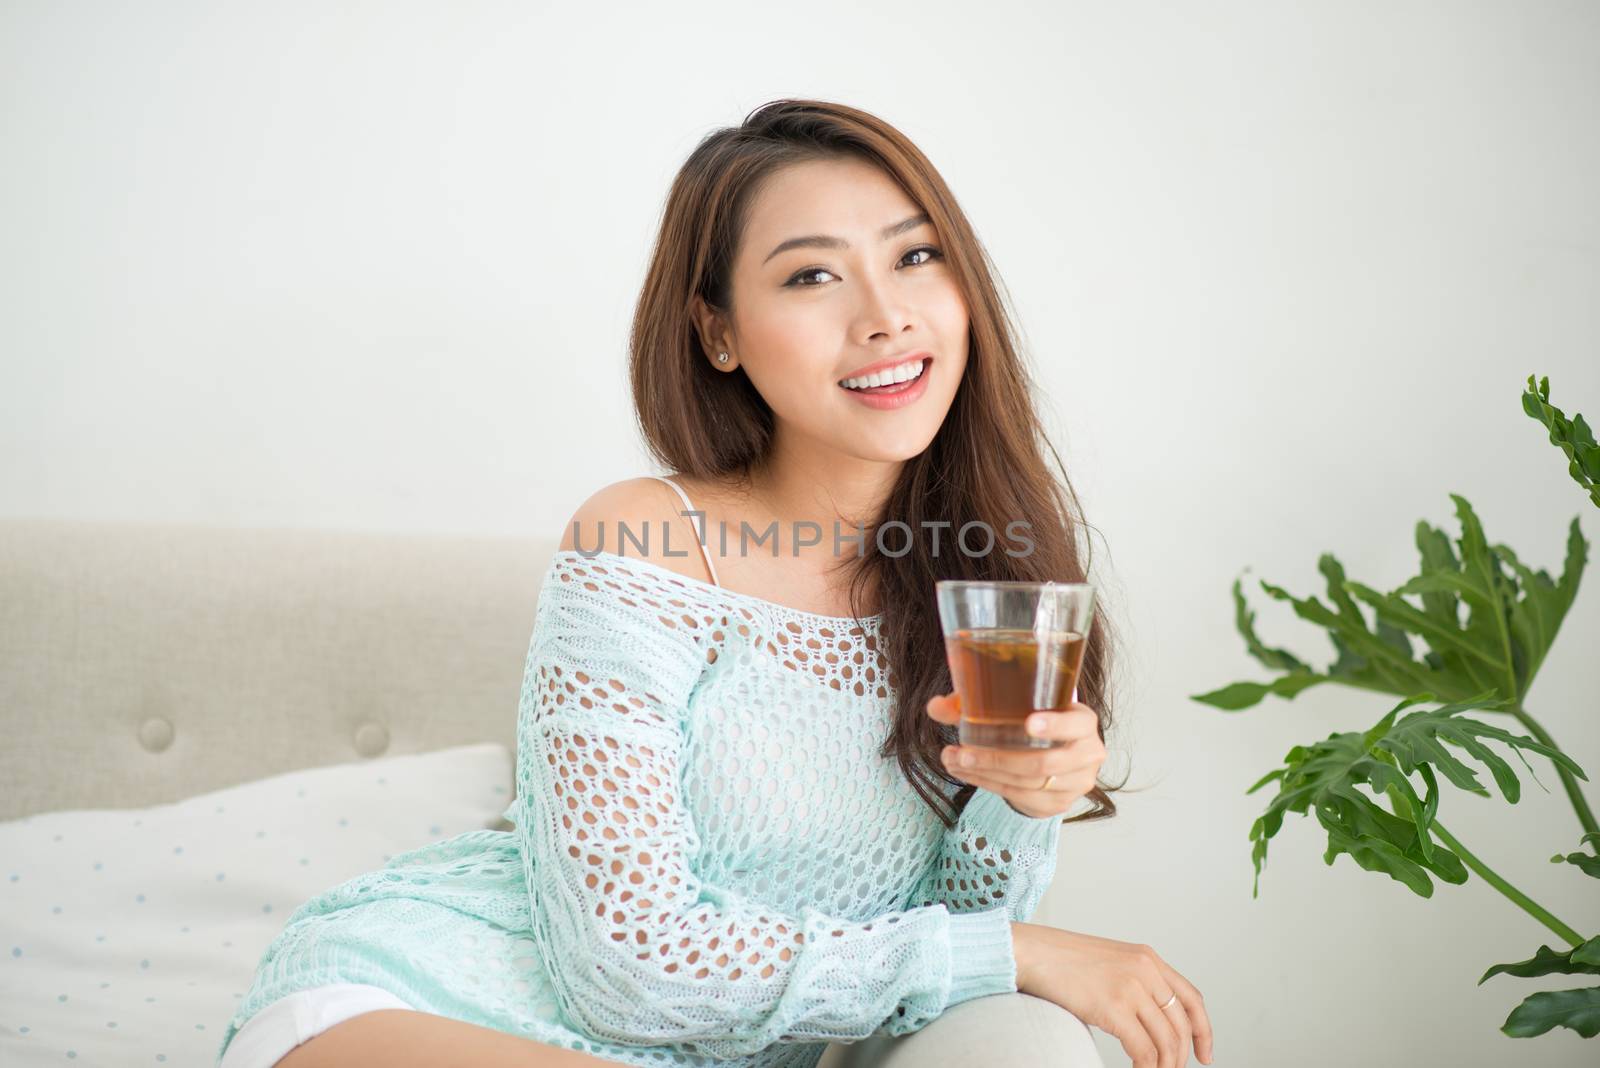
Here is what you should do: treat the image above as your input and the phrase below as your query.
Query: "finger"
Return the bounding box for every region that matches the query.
[1159,964,1214,1065]
[938,752,1047,798]
[942,738,1100,786]
[1162,992,1193,1068]
[939,758,1085,807]
[942,758,1083,793]
[1112,1010,1161,1068]
[1020,705,1100,744]
[925,692,960,725]
[937,766,1029,807]
[1136,998,1180,1068]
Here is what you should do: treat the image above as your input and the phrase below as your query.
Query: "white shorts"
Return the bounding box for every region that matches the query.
[219,983,416,1068]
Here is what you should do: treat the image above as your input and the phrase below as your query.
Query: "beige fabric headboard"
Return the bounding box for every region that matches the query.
[0,518,558,822]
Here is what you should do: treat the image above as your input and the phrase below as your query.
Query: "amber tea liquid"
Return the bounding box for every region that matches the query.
[945,627,1088,748]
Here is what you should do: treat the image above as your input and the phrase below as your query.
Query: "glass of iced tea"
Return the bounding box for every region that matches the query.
[935,580,1097,749]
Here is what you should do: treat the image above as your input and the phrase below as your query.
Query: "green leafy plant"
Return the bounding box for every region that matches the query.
[1196,375,1598,1041]
[1525,373,1600,509]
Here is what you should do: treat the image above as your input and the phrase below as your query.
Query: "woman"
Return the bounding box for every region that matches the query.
[217,98,1213,1068]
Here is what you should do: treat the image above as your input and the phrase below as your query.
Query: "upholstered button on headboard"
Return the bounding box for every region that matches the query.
[0,518,557,822]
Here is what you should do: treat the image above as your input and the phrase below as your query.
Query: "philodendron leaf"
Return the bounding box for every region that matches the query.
[1196,494,1588,714]
[1481,936,1600,1039]
[1245,694,1586,899]
[1394,495,1523,693]
[1374,694,1586,802]
[1552,852,1600,877]
[1550,851,1600,877]
[1524,373,1600,510]
[1552,833,1600,878]
[1495,519,1588,689]
[1500,986,1600,1039]
[1234,571,1309,674]
[1259,571,1442,697]
[1190,675,1325,711]
[1191,577,1326,710]
[1413,519,1462,633]
[1480,938,1600,983]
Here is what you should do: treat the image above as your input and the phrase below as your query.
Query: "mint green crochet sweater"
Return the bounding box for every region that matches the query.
[219,550,1065,1067]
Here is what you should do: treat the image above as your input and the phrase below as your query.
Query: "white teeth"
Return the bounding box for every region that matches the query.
[841,359,925,391]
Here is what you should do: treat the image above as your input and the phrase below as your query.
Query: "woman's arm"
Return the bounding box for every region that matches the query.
[903,784,1065,924]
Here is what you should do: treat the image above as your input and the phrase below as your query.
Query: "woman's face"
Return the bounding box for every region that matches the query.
[697,157,970,465]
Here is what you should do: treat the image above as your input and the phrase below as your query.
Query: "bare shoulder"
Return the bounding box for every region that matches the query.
[557,476,713,584]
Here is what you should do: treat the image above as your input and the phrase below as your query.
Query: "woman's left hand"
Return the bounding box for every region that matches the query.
[926,692,1106,819]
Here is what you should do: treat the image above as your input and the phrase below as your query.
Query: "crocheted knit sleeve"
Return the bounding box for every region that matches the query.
[507,559,1019,1057]
[903,786,1065,925]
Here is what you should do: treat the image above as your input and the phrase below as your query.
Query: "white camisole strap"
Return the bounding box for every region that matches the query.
[645,475,721,588]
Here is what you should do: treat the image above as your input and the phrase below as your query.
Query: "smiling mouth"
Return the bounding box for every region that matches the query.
[837,357,932,394]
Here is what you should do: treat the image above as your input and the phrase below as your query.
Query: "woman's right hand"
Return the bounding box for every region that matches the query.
[1009,921,1213,1068]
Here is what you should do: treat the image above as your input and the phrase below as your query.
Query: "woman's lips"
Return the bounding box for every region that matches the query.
[838,357,932,410]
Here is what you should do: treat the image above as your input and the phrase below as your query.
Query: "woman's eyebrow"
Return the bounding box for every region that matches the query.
[762,212,931,264]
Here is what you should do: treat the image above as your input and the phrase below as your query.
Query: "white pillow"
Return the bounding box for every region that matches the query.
[0,742,513,1066]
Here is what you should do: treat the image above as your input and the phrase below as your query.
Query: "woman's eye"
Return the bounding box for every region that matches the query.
[784,245,945,288]
[787,266,835,288]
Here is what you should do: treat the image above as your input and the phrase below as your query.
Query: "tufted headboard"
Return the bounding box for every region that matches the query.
[0,518,558,823]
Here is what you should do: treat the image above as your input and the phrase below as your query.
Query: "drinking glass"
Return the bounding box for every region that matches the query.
[935,580,1097,749]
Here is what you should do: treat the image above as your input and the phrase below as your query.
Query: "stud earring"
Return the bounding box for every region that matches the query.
[717,352,729,364]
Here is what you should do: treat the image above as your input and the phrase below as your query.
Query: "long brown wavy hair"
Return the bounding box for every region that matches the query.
[629,98,1127,830]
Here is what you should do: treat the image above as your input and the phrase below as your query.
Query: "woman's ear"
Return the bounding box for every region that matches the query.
[689,296,735,370]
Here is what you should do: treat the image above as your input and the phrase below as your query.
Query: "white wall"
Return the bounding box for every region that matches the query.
[3,1,1596,1063]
